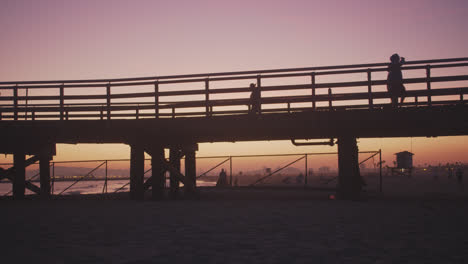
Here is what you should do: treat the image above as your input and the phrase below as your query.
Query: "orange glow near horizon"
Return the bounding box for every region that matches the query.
[1,0,467,167]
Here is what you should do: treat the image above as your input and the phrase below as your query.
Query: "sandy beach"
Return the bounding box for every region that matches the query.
[1,189,468,264]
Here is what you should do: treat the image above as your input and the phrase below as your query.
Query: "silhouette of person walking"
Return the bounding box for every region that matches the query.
[387,53,407,108]
[216,168,228,187]
[249,83,261,115]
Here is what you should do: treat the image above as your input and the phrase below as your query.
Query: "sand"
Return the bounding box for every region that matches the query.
[1,189,468,264]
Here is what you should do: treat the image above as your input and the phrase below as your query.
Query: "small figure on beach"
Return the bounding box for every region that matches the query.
[456,165,464,191]
[249,83,261,115]
[387,53,407,108]
[216,168,228,187]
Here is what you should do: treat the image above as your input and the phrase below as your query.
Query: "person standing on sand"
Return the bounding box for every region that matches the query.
[387,53,407,108]
[456,165,464,191]
[216,169,228,187]
[249,83,261,115]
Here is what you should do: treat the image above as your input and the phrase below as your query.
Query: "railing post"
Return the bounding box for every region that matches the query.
[328,88,333,111]
[415,96,418,107]
[51,162,55,195]
[60,83,64,120]
[426,65,432,107]
[367,69,373,110]
[32,109,35,121]
[229,156,233,186]
[205,78,210,117]
[13,84,18,121]
[379,149,382,193]
[287,102,291,113]
[257,75,262,115]
[136,105,140,119]
[459,89,464,104]
[172,107,175,118]
[311,73,316,111]
[304,154,308,187]
[154,81,159,118]
[25,87,29,120]
[103,160,108,194]
[106,82,111,120]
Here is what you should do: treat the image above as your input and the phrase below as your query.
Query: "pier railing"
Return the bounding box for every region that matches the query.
[0,58,467,120]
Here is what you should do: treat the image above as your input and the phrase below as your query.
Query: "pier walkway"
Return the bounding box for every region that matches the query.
[1,58,467,200]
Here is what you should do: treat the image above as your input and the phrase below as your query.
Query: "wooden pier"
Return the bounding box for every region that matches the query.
[1,57,468,199]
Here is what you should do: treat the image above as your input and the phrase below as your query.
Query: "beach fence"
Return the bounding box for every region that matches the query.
[1,150,384,196]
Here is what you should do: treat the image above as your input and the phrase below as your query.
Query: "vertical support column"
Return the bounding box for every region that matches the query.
[184,144,198,196]
[169,148,181,198]
[426,65,432,107]
[13,152,26,199]
[256,75,262,115]
[379,149,383,193]
[60,84,65,120]
[367,69,373,110]
[311,73,316,111]
[229,156,233,187]
[305,154,308,187]
[106,82,111,120]
[13,85,18,121]
[337,136,362,200]
[130,143,145,200]
[154,81,159,118]
[151,146,165,200]
[39,154,51,198]
[205,79,210,117]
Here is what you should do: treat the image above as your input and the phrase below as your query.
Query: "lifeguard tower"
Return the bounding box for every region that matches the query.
[392,151,414,177]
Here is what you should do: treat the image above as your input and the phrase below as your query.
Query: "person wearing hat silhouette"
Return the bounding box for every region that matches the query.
[249,83,261,115]
[387,53,407,108]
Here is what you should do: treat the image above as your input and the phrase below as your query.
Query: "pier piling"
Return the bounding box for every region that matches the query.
[337,137,362,200]
[13,152,26,200]
[130,143,145,200]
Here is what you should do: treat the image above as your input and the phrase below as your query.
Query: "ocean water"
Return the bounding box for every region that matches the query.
[0,179,216,196]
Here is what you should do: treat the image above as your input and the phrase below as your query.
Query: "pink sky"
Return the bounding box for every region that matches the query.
[1,0,468,166]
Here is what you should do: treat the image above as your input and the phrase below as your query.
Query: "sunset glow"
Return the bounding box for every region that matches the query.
[1,0,467,166]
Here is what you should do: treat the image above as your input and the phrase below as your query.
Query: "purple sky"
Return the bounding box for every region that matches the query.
[1,0,468,164]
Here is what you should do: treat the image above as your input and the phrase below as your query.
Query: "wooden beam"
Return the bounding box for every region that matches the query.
[39,154,51,198]
[151,147,165,200]
[184,144,197,195]
[13,152,26,199]
[130,144,144,200]
[169,149,182,198]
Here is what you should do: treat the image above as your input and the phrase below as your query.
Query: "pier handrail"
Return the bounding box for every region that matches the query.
[1,57,467,120]
[1,57,467,85]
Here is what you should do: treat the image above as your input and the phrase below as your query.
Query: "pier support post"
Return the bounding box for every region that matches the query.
[13,152,26,200]
[184,144,198,197]
[130,143,145,200]
[39,154,51,198]
[169,148,182,198]
[337,136,362,200]
[150,146,165,200]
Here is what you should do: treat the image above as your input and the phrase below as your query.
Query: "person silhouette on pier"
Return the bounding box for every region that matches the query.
[249,83,261,115]
[387,53,407,108]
